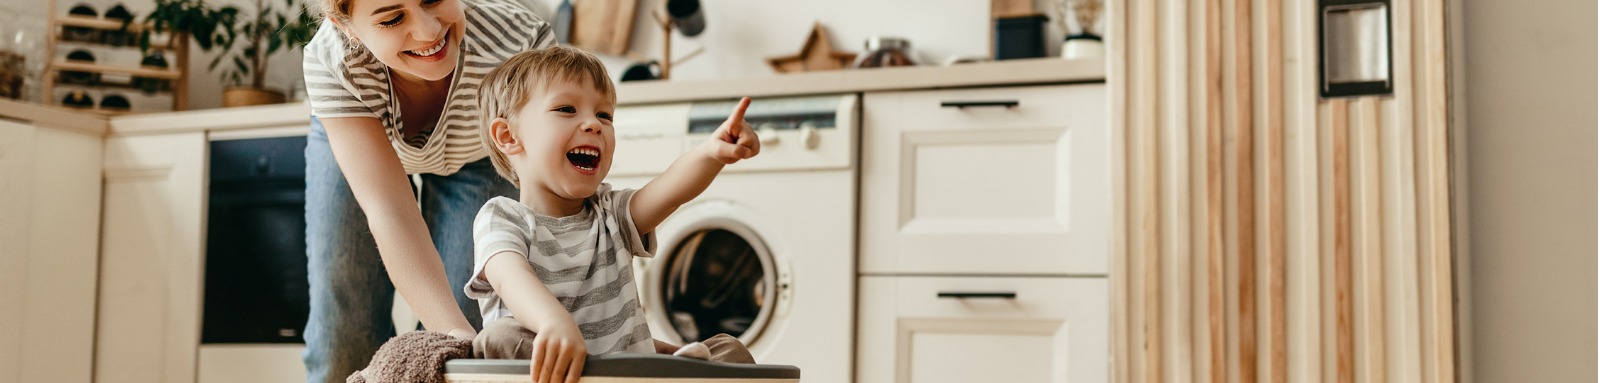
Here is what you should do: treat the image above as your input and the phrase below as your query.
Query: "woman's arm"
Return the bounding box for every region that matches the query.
[320,116,476,339]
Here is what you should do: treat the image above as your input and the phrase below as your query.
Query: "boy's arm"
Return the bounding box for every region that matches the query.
[481,252,587,383]
[630,97,760,234]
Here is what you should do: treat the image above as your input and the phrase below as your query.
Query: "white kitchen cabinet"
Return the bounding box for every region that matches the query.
[856,276,1108,383]
[0,119,103,383]
[859,84,1110,276]
[96,132,208,383]
[857,84,1111,382]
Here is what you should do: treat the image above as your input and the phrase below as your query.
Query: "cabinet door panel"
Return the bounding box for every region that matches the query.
[857,276,1108,383]
[861,84,1108,275]
[98,133,207,383]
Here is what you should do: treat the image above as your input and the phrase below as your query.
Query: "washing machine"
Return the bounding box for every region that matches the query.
[607,94,858,382]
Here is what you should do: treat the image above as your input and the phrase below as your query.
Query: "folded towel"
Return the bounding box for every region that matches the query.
[347,331,472,383]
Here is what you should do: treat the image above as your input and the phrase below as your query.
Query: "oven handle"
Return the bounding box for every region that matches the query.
[939,100,1020,109]
[936,291,1018,299]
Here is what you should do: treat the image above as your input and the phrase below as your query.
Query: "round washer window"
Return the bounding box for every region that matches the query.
[657,228,776,344]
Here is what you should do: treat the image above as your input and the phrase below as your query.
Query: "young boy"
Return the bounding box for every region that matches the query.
[464,45,761,383]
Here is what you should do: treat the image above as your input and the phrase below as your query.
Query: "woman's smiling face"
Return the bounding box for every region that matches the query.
[339,0,465,81]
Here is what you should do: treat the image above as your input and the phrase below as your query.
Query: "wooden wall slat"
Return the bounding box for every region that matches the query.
[1204,0,1227,380]
[1160,0,1195,381]
[1108,0,1130,380]
[1416,0,1457,381]
[1261,0,1288,381]
[1386,1,1424,381]
[1188,0,1214,380]
[1330,98,1354,383]
[1353,98,1387,383]
[1232,0,1258,380]
[1132,0,1163,381]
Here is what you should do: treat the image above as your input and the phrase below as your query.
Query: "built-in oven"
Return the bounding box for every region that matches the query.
[201,136,309,344]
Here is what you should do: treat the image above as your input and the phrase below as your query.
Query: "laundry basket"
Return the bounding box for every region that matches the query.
[444,354,801,383]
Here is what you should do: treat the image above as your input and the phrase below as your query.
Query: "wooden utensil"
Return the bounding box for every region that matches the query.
[570,0,637,55]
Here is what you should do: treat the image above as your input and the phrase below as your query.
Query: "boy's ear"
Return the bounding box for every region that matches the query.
[490,118,523,155]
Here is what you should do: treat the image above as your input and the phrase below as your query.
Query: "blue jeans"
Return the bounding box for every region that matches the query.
[302,116,518,383]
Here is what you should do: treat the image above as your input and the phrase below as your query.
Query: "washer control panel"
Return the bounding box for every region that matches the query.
[611,94,857,177]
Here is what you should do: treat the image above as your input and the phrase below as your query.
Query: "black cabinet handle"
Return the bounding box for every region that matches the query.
[936,291,1018,299]
[940,100,1020,109]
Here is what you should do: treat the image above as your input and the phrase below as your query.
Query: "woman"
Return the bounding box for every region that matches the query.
[299,0,552,381]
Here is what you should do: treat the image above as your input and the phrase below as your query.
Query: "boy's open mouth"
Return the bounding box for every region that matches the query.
[566,146,601,171]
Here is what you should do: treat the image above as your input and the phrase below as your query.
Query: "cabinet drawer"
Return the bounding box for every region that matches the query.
[866,84,1099,131]
[856,276,1108,383]
[860,84,1109,275]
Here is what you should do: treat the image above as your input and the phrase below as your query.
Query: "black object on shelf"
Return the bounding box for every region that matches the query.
[134,51,171,94]
[61,49,100,85]
[63,4,102,44]
[994,14,1048,60]
[103,4,137,47]
[62,90,93,108]
[203,136,311,344]
[100,93,131,110]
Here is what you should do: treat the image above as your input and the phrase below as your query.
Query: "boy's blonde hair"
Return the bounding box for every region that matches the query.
[477,45,616,186]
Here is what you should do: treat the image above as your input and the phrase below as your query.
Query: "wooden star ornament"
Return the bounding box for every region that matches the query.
[767,23,858,73]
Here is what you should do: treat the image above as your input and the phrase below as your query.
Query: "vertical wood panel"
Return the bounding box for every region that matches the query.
[1108,0,1130,380]
[1160,0,1195,381]
[1260,0,1288,382]
[1188,1,1215,381]
[1352,98,1386,383]
[1385,1,1424,381]
[1415,0,1457,381]
[1231,0,1258,380]
[1131,0,1163,381]
[1203,0,1227,380]
[1110,1,1456,382]
[1330,98,1354,383]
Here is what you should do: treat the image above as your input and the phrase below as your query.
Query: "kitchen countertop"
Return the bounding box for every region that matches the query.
[2,57,1104,136]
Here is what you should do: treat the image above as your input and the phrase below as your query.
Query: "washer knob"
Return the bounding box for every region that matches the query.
[799,122,820,150]
[758,123,780,145]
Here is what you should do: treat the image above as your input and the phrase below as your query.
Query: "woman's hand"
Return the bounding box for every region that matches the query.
[530,319,587,383]
[703,97,761,164]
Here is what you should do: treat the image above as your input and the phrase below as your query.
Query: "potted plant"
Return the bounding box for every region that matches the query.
[133,0,315,107]
[127,0,238,97]
[212,0,317,107]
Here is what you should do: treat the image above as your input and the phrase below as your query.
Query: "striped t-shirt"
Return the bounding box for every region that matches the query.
[465,184,657,355]
[301,0,554,175]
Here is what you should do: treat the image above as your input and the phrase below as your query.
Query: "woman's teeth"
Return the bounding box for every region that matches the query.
[408,39,445,56]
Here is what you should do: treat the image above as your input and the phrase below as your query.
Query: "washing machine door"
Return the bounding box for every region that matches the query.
[639,203,784,347]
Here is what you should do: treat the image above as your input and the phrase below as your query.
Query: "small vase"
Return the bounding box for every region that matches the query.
[1061,34,1104,60]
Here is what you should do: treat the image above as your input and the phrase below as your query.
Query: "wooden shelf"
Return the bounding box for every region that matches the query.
[54,79,175,93]
[56,16,147,32]
[56,106,140,116]
[53,61,181,79]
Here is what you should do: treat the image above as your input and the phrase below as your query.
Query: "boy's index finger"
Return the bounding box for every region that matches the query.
[727,97,752,123]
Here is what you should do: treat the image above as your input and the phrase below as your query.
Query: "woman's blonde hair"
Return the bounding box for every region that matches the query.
[477,45,616,186]
[307,0,356,21]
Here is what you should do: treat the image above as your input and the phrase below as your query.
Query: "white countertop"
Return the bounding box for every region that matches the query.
[3,57,1104,136]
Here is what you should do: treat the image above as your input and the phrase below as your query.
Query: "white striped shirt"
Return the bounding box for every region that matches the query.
[302,0,554,175]
[466,185,658,355]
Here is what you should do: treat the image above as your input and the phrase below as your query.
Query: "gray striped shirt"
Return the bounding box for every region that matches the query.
[301,0,554,175]
[465,184,657,355]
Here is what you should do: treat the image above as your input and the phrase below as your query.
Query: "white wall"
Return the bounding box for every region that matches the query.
[18,0,1075,110]
[1457,0,1597,381]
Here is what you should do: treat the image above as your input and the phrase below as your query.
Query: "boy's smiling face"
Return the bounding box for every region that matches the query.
[504,77,616,204]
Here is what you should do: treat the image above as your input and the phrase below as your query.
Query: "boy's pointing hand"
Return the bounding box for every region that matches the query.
[705,97,761,164]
